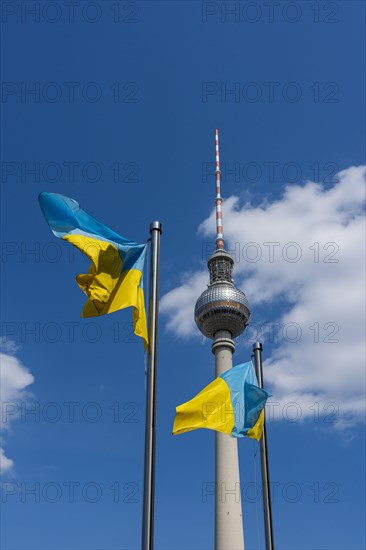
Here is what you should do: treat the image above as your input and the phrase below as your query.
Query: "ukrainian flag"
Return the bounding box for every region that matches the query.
[39,192,148,347]
[173,361,270,441]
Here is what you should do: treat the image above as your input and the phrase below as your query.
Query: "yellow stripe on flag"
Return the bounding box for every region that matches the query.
[246,410,265,442]
[173,377,234,436]
[63,234,148,347]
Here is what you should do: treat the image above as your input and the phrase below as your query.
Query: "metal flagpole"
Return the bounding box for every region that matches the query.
[252,342,274,550]
[142,221,162,550]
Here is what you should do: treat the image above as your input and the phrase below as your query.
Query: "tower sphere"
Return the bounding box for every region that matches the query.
[194,249,251,339]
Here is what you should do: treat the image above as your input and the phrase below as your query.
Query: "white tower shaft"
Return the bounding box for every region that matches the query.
[213,331,245,550]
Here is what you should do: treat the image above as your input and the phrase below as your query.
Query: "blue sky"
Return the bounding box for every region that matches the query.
[1,1,365,549]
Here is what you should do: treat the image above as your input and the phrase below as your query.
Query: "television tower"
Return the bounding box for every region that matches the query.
[194,130,251,549]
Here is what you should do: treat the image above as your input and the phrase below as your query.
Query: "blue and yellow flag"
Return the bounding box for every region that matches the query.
[173,361,271,441]
[39,192,148,347]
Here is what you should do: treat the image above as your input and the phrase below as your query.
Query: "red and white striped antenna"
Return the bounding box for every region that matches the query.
[215,129,224,250]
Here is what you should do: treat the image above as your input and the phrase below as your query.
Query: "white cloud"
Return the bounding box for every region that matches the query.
[160,166,366,423]
[0,344,34,474]
[160,271,208,338]
[0,336,19,355]
[0,447,14,475]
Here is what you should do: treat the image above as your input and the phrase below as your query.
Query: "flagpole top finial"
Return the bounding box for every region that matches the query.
[150,221,162,234]
[253,342,263,351]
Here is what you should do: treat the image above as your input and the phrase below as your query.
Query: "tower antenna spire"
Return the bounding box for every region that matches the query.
[215,129,224,250]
